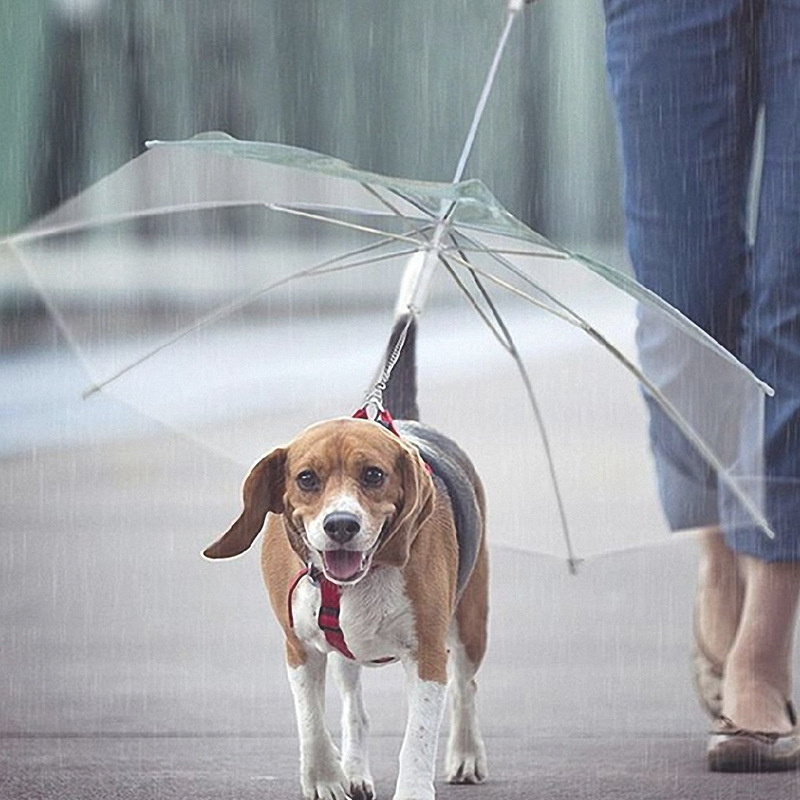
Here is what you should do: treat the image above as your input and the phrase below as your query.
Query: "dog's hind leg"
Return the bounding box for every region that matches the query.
[445,544,489,785]
[445,636,488,785]
[331,656,375,800]
[286,651,350,800]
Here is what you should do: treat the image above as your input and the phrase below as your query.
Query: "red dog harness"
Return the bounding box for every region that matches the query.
[287,565,355,659]
[287,566,396,664]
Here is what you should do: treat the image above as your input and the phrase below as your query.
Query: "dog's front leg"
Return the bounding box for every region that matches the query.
[331,656,375,800]
[393,661,447,800]
[287,651,349,800]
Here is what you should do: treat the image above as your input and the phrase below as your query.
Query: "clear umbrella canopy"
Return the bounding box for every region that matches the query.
[0,133,773,565]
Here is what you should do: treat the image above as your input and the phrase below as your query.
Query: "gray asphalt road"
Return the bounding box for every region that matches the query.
[3,363,800,799]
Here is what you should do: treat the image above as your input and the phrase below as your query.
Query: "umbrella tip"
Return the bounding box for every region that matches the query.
[567,557,583,576]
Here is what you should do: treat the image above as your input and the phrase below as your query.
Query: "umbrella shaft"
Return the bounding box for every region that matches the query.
[395,248,439,316]
[451,7,520,185]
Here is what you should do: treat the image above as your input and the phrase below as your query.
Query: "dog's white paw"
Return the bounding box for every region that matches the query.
[446,746,488,785]
[301,764,351,800]
[346,774,376,800]
[303,781,349,800]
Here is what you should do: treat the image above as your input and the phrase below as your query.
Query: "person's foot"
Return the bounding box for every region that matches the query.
[707,703,800,772]
[707,554,800,771]
[721,674,796,734]
[719,555,800,733]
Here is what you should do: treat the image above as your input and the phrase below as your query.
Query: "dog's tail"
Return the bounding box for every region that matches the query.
[380,312,419,422]
[380,248,438,422]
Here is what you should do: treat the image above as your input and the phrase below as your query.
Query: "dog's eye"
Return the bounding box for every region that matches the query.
[361,466,385,487]
[296,470,320,492]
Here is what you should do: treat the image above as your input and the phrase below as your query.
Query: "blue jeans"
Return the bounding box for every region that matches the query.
[604,0,800,560]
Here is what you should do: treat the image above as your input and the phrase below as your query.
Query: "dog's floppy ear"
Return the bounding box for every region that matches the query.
[203,448,287,559]
[376,443,435,568]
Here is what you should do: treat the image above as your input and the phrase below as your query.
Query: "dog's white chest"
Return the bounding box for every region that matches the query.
[291,566,416,664]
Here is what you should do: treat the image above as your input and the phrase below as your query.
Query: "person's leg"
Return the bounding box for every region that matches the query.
[603,0,759,532]
[603,0,774,729]
[725,0,800,562]
[693,528,745,718]
[717,0,800,735]
[697,528,745,666]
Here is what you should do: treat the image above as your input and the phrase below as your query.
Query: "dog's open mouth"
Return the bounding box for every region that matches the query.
[321,549,371,583]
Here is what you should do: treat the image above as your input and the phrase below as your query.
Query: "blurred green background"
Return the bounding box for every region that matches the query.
[0,0,621,244]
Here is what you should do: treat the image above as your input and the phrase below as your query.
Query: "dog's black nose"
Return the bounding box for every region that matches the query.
[323,512,361,543]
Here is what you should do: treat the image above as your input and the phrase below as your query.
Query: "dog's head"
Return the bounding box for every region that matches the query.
[203,418,435,584]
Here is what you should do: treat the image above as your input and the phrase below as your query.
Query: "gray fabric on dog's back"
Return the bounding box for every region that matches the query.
[395,421,483,598]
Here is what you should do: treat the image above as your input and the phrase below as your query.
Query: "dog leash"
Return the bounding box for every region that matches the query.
[361,312,415,424]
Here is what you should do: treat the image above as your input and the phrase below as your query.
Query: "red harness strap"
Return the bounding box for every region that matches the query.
[352,405,432,474]
[352,405,400,435]
[318,576,356,660]
[287,567,355,659]
[288,567,395,664]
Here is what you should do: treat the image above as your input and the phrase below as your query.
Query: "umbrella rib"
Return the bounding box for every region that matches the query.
[7,199,430,253]
[435,219,563,249]
[82,246,420,398]
[440,244,581,573]
[381,186,439,222]
[71,197,439,398]
[359,182,435,227]
[578,326,776,540]
[452,231,589,323]
[444,250,581,327]
[268,204,429,248]
[5,200,274,244]
[445,244,569,261]
[437,255,512,351]
[3,241,103,391]
[570,249,774,397]
[464,268,581,573]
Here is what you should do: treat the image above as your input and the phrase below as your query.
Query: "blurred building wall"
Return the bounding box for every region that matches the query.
[0,0,48,235]
[0,0,622,247]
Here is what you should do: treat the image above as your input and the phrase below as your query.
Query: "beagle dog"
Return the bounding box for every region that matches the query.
[204,315,488,800]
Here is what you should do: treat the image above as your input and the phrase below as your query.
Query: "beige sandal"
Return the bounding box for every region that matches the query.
[707,704,800,772]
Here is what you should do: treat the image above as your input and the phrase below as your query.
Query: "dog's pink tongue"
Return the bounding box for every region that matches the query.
[323,550,363,581]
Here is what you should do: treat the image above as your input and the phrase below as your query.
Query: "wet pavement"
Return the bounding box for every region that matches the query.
[4,373,800,800]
